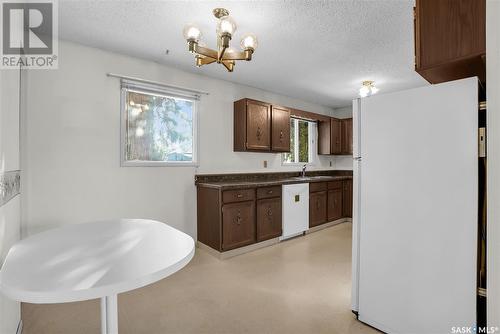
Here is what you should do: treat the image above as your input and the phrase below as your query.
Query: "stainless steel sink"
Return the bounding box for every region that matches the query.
[291,176,332,181]
[291,176,312,181]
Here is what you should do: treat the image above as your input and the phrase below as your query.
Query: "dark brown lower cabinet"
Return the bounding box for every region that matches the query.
[222,201,256,251]
[198,179,352,253]
[342,180,353,218]
[197,185,283,252]
[257,197,282,241]
[309,190,327,227]
[327,188,343,221]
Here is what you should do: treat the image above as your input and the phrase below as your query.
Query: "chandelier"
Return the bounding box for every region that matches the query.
[359,81,379,97]
[183,8,258,72]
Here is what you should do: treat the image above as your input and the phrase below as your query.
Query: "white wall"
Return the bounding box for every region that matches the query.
[333,105,353,119]
[487,0,500,328]
[0,68,21,333]
[22,41,338,238]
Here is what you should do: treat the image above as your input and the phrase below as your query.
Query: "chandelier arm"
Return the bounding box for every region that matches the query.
[193,44,218,60]
[221,51,246,61]
[221,60,234,72]
[200,57,217,65]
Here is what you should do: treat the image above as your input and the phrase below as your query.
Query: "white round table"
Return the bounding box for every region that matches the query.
[0,219,195,334]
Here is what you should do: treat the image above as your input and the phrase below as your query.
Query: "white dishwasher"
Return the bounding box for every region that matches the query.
[281,183,309,240]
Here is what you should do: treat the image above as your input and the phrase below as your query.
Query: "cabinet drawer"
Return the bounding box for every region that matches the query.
[257,186,281,199]
[222,188,255,203]
[309,182,327,193]
[328,181,343,190]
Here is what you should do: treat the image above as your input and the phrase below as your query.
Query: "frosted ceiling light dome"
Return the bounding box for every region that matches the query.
[359,81,379,97]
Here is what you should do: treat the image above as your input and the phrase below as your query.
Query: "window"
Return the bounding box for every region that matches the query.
[282,118,315,164]
[121,81,198,166]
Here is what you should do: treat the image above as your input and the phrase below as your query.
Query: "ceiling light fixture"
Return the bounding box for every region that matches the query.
[183,8,258,72]
[359,81,379,97]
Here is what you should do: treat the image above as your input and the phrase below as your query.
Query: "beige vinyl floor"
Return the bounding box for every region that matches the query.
[22,222,379,334]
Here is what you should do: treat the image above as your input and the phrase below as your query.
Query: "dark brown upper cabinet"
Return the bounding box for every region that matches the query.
[341,118,353,155]
[414,0,486,84]
[271,105,291,152]
[318,118,332,155]
[234,99,290,152]
[331,118,342,155]
[318,117,352,156]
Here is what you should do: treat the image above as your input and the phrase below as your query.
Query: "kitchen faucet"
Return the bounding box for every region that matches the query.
[301,164,307,177]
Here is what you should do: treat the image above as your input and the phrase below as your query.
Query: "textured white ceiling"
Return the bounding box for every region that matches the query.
[58,0,428,108]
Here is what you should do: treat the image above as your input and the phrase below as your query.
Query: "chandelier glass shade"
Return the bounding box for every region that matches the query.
[183,8,258,72]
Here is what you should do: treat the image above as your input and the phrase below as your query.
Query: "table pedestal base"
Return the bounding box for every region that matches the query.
[101,294,118,334]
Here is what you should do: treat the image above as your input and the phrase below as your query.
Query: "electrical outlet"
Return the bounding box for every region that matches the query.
[263,160,268,168]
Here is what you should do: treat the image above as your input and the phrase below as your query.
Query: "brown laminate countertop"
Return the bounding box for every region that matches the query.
[196,175,352,190]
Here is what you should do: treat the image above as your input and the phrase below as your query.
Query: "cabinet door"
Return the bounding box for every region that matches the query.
[341,118,353,155]
[414,0,485,83]
[246,100,271,151]
[222,201,256,251]
[342,180,353,218]
[271,106,290,152]
[331,118,342,154]
[257,198,282,241]
[327,189,343,222]
[309,191,327,227]
[317,119,331,155]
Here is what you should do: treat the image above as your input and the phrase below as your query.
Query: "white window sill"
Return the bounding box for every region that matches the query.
[121,161,199,167]
[281,162,316,167]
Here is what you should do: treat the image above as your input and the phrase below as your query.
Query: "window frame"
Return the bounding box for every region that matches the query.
[120,83,199,167]
[282,118,316,166]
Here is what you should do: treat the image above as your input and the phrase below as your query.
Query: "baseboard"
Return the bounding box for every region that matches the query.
[197,237,280,260]
[306,217,350,234]
[16,320,23,334]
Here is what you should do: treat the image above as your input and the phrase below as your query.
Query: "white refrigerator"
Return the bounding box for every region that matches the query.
[351,77,478,333]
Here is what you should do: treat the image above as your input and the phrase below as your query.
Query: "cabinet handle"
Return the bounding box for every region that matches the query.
[267,206,273,217]
[267,206,273,222]
[235,210,242,225]
[267,190,273,194]
[279,130,283,141]
[256,127,262,141]
[236,193,243,198]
